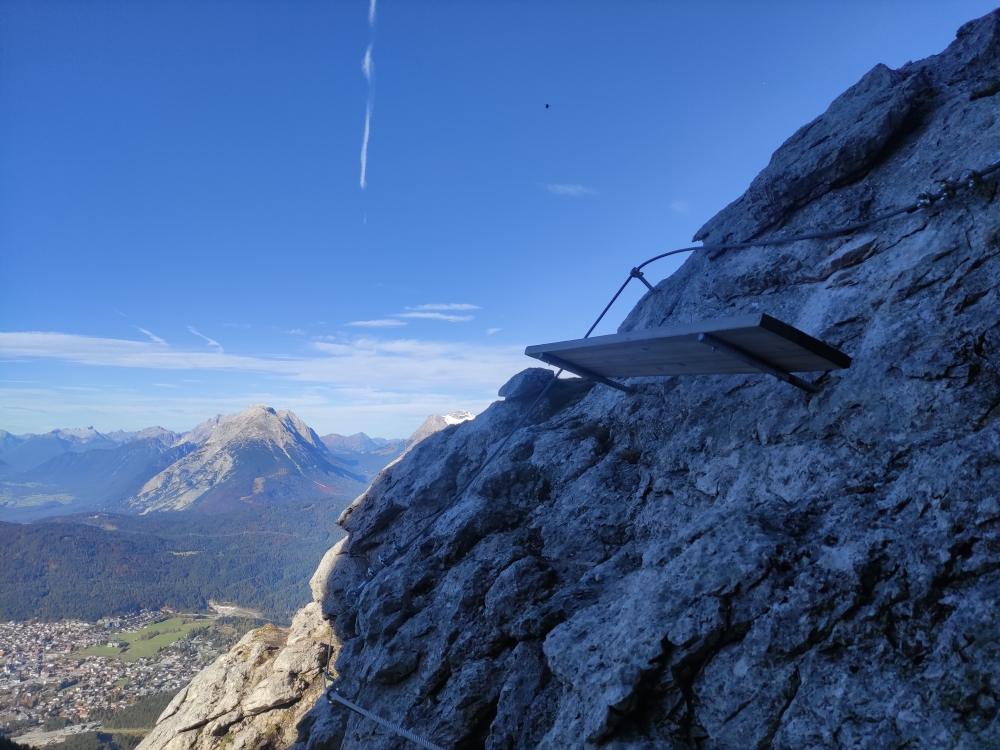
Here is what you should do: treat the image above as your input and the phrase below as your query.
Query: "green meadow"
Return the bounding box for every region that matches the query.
[82,617,211,661]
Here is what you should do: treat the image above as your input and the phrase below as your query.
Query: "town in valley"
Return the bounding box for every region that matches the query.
[0,610,260,742]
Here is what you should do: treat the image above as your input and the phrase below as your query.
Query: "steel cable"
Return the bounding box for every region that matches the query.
[326,690,446,750]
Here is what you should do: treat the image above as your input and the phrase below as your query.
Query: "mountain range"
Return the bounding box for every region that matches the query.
[0,407,474,522]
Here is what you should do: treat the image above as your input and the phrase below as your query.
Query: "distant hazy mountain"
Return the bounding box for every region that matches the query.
[23,432,192,499]
[178,413,237,446]
[128,405,367,513]
[320,432,393,454]
[0,432,74,471]
[0,430,22,454]
[320,432,408,482]
[50,427,120,450]
[104,426,182,445]
[0,407,477,521]
[0,426,127,471]
[0,459,19,478]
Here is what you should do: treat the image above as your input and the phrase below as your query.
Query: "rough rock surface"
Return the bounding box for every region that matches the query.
[136,604,334,750]
[147,12,1000,750]
[296,13,1000,749]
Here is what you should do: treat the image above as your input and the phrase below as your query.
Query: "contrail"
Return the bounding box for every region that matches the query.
[359,5,376,193]
[362,44,373,82]
[359,44,374,189]
[360,102,372,189]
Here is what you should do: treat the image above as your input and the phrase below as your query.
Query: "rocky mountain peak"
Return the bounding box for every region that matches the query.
[178,413,237,446]
[321,432,383,454]
[129,405,365,514]
[407,410,475,445]
[201,404,323,452]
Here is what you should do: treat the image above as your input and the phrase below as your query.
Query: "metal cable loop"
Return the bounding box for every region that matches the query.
[584,157,998,335]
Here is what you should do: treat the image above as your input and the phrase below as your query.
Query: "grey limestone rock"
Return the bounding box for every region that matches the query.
[295,11,1000,749]
[498,368,555,401]
[694,63,933,244]
[136,603,334,750]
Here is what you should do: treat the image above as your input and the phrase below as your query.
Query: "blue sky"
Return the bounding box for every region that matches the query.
[1,0,996,438]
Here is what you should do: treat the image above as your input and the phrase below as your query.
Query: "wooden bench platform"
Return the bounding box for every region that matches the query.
[524,313,851,393]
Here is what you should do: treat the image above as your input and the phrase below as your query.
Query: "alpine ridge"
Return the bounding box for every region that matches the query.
[128,405,367,513]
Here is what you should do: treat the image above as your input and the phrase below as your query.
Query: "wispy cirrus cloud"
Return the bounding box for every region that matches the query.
[135,327,166,345]
[188,326,222,350]
[487,328,502,336]
[397,312,473,323]
[546,183,596,196]
[346,319,407,328]
[670,200,691,214]
[0,331,529,394]
[405,303,480,311]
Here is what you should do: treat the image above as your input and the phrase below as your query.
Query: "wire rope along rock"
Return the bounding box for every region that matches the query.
[585,156,1000,337]
[325,689,446,750]
[321,639,447,750]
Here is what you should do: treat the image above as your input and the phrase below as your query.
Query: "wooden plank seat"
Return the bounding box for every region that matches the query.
[524,313,851,393]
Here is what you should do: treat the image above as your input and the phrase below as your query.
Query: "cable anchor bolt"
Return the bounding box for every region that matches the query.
[630,267,655,292]
[961,170,982,189]
[938,180,957,199]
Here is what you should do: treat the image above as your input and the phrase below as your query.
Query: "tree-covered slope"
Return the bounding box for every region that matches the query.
[0,499,346,623]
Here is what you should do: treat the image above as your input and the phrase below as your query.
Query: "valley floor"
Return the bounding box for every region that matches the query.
[0,612,260,743]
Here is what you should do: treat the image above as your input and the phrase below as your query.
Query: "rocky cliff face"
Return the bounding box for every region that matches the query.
[138,604,333,750]
[143,11,1000,750]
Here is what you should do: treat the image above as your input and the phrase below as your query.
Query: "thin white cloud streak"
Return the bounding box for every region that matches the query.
[487,328,502,336]
[406,303,480,311]
[546,184,596,196]
[188,326,222,350]
[360,106,372,189]
[362,45,373,82]
[359,45,375,190]
[0,331,530,393]
[135,327,167,345]
[396,312,474,322]
[670,200,691,214]
[368,0,376,26]
[346,319,407,327]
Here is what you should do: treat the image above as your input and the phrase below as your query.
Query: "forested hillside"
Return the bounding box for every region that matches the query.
[0,499,345,623]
